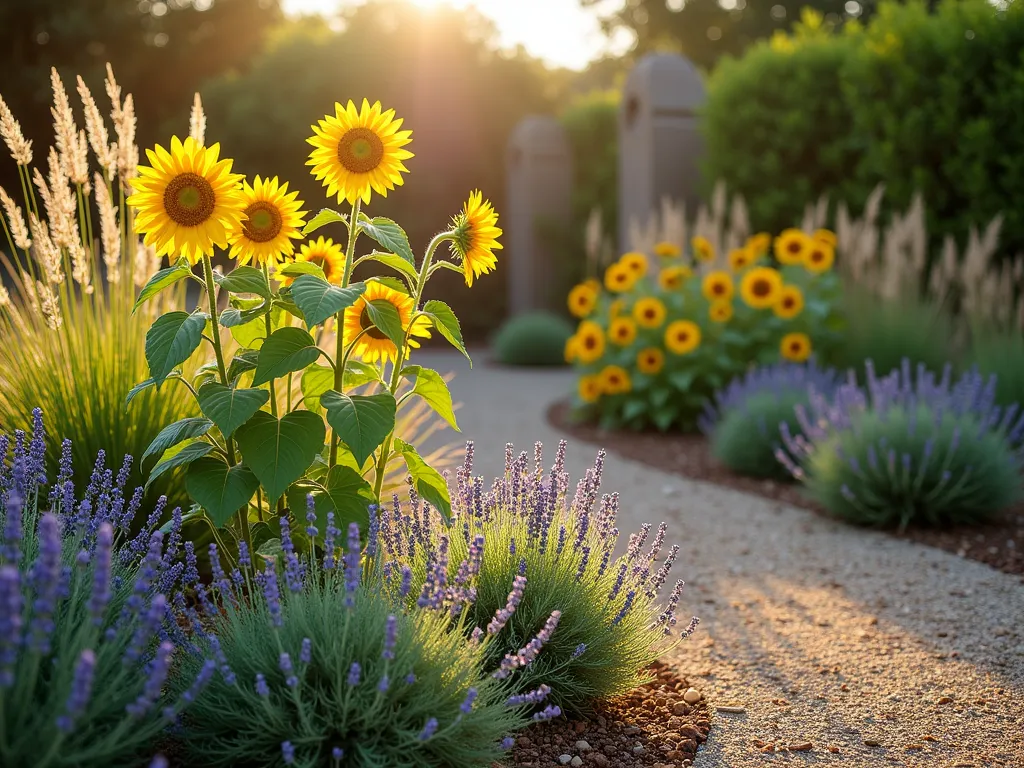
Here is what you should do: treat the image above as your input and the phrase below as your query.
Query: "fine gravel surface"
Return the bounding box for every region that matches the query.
[417,351,1024,768]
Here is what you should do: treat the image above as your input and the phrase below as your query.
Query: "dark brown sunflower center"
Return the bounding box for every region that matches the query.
[163,172,215,227]
[677,332,690,342]
[242,201,283,243]
[583,335,597,350]
[751,279,771,297]
[783,297,795,308]
[810,250,824,262]
[306,253,336,282]
[712,283,725,295]
[787,241,801,254]
[790,341,803,352]
[338,127,384,174]
[359,305,391,340]
[644,308,656,318]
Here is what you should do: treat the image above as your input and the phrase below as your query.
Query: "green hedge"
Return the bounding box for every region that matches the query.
[703,0,1024,261]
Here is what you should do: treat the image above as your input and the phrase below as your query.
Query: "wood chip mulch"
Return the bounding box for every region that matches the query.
[548,400,1024,579]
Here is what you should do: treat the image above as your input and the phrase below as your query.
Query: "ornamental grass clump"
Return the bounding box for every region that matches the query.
[386,441,698,714]
[0,410,208,767]
[177,506,547,768]
[777,361,1024,529]
[700,361,842,480]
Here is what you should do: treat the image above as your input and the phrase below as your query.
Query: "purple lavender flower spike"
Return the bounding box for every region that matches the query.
[281,741,296,765]
[418,717,439,741]
[383,615,398,659]
[56,648,97,732]
[305,493,318,539]
[28,513,63,652]
[2,480,23,564]
[572,643,586,658]
[506,684,551,707]
[263,561,283,628]
[460,687,478,714]
[300,637,312,665]
[149,756,169,768]
[0,566,22,687]
[324,512,339,570]
[533,704,561,722]
[343,522,361,605]
[398,565,412,598]
[377,674,390,692]
[255,673,270,696]
[347,661,361,686]
[280,652,298,688]
[180,658,216,705]
[127,641,174,717]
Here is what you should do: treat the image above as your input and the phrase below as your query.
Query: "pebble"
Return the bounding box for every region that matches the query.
[937,696,954,705]
[632,744,645,754]
[570,757,583,768]
[864,739,881,747]
[558,756,572,765]
[789,742,813,751]
[574,740,591,752]
[683,687,702,704]
[716,705,746,714]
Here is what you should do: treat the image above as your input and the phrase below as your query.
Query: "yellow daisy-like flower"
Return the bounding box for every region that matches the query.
[283,236,347,285]
[342,280,430,364]
[746,232,772,256]
[450,190,502,287]
[774,284,805,319]
[228,176,306,268]
[813,228,838,247]
[780,332,812,362]
[804,241,835,274]
[128,136,245,264]
[609,317,637,346]
[701,271,734,302]
[692,235,714,262]
[728,248,754,272]
[307,99,413,205]
[665,320,701,355]
[740,266,783,309]
[567,282,599,318]
[565,335,579,364]
[636,347,664,375]
[619,252,649,278]
[633,297,666,329]
[604,262,637,293]
[600,365,631,395]
[609,299,625,318]
[575,320,605,363]
[658,265,691,290]
[709,299,733,323]
[578,375,602,403]
[774,228,812,266]
[654,241,681,259]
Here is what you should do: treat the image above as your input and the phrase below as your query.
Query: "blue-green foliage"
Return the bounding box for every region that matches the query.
[492,312,575,367]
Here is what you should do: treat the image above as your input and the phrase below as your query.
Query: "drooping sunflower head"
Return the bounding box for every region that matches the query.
[774,284,805,319]
[781,332,812,362]
[609,317,637,347]
[813,228,838,248]
[740,266,783,309]
[691,235,714,263]
[450,190,502,287]
[665,320,701,355]
[128,136,245,264]
[578,374,602,403]
[575,320,605,363]
[709,299,733,323]
[636,347,664,375]
[229,176,306,268]
[653,241,681,259]
[728,248,754,272]
[774,229,811,266]
[804,241,835,274]
[701,271,734,302]
[600,365,631,395]
[307,99,413,205]
[619,252,649,278]
[567,282,599,318]
[604,262,637,293]
[632,297,666,329]
[658,265,691,291]
[342,280,430,364]
[280,236,347,286]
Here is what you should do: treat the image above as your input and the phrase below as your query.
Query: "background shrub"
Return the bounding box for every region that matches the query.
[965,327,1024,410]
[491,312,575,367]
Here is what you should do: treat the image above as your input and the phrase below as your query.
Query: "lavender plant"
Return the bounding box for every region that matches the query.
[0,410,209,767]
[175,505,547,768]
[385,441,698,714]
[777,361,1024,528]
[700,361,842,480]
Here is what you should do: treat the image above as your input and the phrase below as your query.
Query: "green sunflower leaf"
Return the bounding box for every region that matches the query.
[215,266,271,299]
[133,260,192,314]
[321,390,397,468]
[394,438,451,522]
[423,299,470,364]
[197,383,270,438]
[252,327,321,386]
[186,458,260,529]
[359,216,415,264]
[145,311,208,386]
[401,365,459,431]
[234,410,326,502]
[363,298,406,350]
[290,275,366,328]
[302,208,348,237]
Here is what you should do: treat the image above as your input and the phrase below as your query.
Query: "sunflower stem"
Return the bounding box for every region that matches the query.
[262,262,278,418]
[329,199,361,468]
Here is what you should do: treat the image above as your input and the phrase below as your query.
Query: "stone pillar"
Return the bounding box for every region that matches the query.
[619,53,707,254]
[506,116,573,314]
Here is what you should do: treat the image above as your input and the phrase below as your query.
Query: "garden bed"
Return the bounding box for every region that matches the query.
[548,400,1024,578]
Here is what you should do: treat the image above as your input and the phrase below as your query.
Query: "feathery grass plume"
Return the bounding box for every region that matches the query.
[93,172,121,280]
[76,75,116,178]
[189,93,206,146]
[388,442,698,714]
[0,93,32,165]
[49,67,89,185]
[0,185,30,250]
[778,360,1024,529]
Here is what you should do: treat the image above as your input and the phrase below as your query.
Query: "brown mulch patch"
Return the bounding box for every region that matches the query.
[508,661,711,768]
[548,400,1024,579]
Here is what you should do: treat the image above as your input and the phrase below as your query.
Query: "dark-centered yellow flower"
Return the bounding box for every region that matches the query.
[702,270,734,302]
[740,266,783,309]
[658,265,691,290]
[692,235,714,262]
[450,190,502,287]
[728,248,754,272]
[568,281,599,318]
[636,347,664,375]
[709,299,733,323]
[609,317,637,346]
[774,229,811,266]
[781,332,812,362]
[280,236,346,286]
[654,241,681,259]
[619,252,649,278]
[600,365,631,395]
[575,320,605,363]
[665,320,701,355]
[229,176,306,268]
[604,262,637,293]
[633,297,666,329]
[804,241,835,274]
[342,280,430,364]
[774,284,804,319]
[578,374,602,403]
[746,232,772,256]
[813,228,837,248]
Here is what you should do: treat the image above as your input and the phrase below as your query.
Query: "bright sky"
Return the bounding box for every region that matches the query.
[280,0,632,70]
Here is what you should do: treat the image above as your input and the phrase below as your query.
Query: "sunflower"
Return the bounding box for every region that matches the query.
[692,235,714,262]
[307,99,413,205]
[774,285,804,319]
[619,252,649,278]
[780,332,812,362]
[565,335,579,364]
[600,365,631,395]
[633,297,666,329]
[604,262,637,293]
[128,136,245,264]
[746,232,772,256]
[701,271,734,302]
[813,228,838,247]
[709,299,733,323]
[774,229,811,266]
[450,190,502,287]
[609,317,637,346]
[728,248,754,272]
[654,241,681,259]
[575,320,605,363]
[740,267,783,309]
[567,282,599,318]
[282,236,347,285]
[578,375,602,403]
[342,280,430,364]
[636,347,664,375]
[228,176,306,268]
[609,299,625,318]
[658,265,691,290]
[803,241,835,274]
[665,320,701,355]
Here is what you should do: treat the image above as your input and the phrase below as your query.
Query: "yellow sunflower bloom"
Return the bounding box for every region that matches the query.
[565,335,579,364]
[781,332,812,362]
[307,99,413,205]
[774,229,811,266]
[658,265,690,290]
[128,136,245,264]
[228,176,306,268]
[567,282,599,318]
[774,285,805,319]
[728,248,754,271]
[609,317,637,346]
[665,320,701,355]
[342,280,430,364]
[604,262,637,293]
[636,347,664,375]
[691,235,715,262]
[575,320,605,363]
[746,232,772,256]
[804,241,835,274]
[709,299,733,323]
[813,228,838,247]
[450,190,502,287]
[578,375,602,403]
[281,236,347,286]
[609,299,625,318]
[619,252,649,278]
[633,297,666,329]
[701,271,734,302]
[654,241,681,259]
[740,266,783,309]
[600,365,631,395]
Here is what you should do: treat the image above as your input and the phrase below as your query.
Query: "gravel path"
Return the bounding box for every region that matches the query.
[417,352,1024,768]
